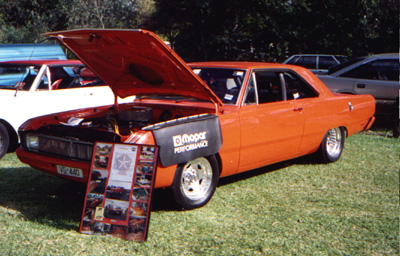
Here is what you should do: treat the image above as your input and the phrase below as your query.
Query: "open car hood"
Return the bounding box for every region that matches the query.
[44,29,222,106]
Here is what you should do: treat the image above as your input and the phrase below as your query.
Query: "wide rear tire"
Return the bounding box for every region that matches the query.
[172,156,219,210]
[318,127,345,163]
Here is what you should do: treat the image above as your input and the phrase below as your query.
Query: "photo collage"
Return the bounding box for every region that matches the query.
[80,142,158,242]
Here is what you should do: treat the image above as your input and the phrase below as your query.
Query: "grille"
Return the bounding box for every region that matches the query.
[38,135,94,161]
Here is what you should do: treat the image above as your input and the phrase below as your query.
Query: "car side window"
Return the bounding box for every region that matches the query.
[243,70,318,105]
[319,56,338,69]
[341,59,399,81]
[254,72,283,104]
[295,56,317,69]
[283,72,318,100]
[243,74,257,104]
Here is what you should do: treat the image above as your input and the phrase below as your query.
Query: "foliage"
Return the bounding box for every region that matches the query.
[0,0,69,43]
[0,133,398,255]
[0,0,397,61]
[67,0,155,29]
[149,0,399,61]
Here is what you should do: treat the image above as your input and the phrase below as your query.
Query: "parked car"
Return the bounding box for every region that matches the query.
[0,44,66,61]
[0,59,135,159]
[283,54,348,74]
[317,53,399,132]
[16,29,375,210]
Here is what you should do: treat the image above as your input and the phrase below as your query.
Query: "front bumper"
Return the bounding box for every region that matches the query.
[16,147,177,188]
[16,147,90,183]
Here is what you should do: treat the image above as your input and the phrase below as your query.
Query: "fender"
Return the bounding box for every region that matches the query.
[143,114,223,167]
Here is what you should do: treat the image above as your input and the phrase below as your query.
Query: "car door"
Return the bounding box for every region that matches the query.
[237,70,310,172]
[340,58,399,101]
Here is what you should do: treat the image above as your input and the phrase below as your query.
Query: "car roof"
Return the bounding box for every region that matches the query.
[0,59,83,65]
[288,54,347,57]
[365,53,399,59]
[188,61,297,69]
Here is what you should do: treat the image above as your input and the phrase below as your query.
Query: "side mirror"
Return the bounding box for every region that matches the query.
[13,81,26,97]
[14,81,26,90]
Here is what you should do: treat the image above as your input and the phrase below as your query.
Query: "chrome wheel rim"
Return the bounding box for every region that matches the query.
[326,128,342,158]
[181,158,213,201]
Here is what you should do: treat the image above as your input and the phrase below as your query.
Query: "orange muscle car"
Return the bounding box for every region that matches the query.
[16,29,375,209]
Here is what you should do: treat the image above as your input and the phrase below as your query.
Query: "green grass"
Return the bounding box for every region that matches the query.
[0,133,398,255]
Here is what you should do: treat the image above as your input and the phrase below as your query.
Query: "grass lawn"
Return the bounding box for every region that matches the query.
[0,132,398,255]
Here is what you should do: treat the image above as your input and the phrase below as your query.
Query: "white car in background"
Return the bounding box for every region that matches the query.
[283,54,348,74]
[0,59,134,159]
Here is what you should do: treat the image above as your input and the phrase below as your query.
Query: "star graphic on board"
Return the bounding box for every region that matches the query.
[115,153,132,171]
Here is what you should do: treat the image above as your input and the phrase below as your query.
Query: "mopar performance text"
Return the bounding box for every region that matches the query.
[173,132,208,154]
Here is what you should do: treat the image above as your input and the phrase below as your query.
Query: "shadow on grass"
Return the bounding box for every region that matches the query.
[217,155,313,188]
[151,155,314,212]
[0,155,315,228]
[0,167,86,231]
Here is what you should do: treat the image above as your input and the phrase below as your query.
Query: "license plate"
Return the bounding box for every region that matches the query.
[56,165,83,178]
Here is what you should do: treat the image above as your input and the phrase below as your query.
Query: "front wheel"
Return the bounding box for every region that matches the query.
[172,156,219,210]
[317,127,345,163]
[0,123,10,160]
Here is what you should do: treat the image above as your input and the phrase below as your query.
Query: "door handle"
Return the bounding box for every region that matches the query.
[293,107,303,112]
[357,84,366,88]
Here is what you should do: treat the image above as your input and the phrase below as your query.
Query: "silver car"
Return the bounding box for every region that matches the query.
[318,53,399,121]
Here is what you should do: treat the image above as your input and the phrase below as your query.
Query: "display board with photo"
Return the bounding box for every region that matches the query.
[80,142,159,242]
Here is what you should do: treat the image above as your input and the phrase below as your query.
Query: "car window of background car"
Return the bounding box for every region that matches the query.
[319,56,338,69]
[292,56,317,69]
[327,57,364,74]
[335,56,348,64]
[340,59,399,81]
[0,64,37,89]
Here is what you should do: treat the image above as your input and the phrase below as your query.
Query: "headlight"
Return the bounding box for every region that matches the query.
[26,133,39,150]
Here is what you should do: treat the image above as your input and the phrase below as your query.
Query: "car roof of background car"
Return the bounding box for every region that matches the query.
[189,61,297,69]
[367,53,399,59]
[0,59,83,65]
[43,29,223,106]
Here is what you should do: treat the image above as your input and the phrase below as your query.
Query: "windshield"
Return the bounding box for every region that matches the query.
[0,64,105,90]
[192,68,246,104]
[0,64,40,88]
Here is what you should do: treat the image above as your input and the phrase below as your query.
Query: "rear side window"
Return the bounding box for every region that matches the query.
[294,56,317,69]
[341,59,399,81]
[319,56,338,69]
[286,56,300,64]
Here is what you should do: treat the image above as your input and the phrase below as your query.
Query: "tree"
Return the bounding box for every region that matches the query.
[67,0,155,29]
[0,0,69,43]
[150,0,399,61]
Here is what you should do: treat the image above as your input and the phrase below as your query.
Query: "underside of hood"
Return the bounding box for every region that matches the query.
[44,29,222,106]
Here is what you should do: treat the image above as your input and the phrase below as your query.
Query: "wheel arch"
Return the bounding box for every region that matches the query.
[214,152,223,177]
[0,119,19,152]
[340,125,349,138]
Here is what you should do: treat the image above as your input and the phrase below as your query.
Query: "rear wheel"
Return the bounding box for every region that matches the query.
[318,127,345,163]
[172,156,219,210]
[0,123,10,160]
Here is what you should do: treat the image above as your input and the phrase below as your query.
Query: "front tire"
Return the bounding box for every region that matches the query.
[0,123,10,160]
[318,127,345,163]
[172,156,219,210]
